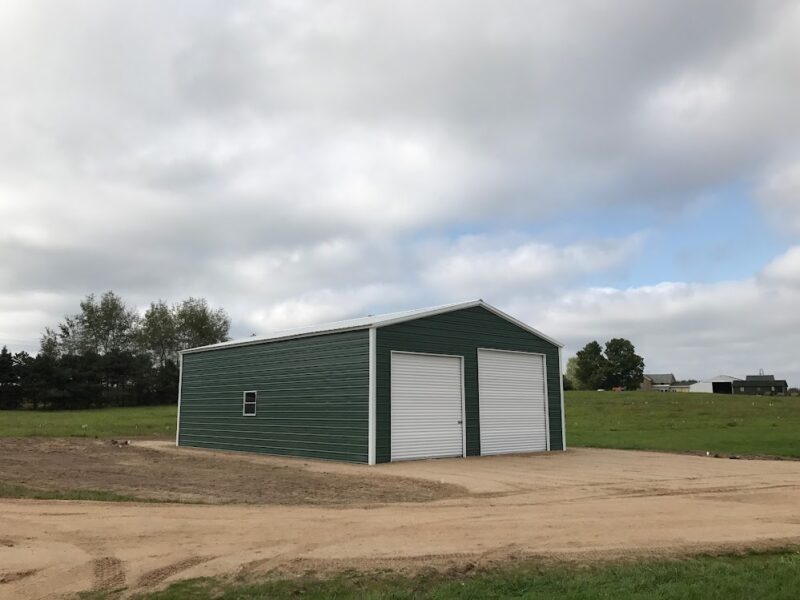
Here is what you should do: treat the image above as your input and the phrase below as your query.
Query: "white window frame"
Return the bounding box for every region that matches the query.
[243,390,257,416]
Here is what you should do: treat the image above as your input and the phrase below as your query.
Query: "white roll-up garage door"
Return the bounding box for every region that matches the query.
[391,352,464,461]
[478,349,548,455]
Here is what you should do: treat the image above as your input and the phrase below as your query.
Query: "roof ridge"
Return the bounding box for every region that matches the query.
[182,298,562,354]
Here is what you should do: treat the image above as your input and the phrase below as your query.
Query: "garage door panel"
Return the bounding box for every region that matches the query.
[391,353,464,461]
[478,349,547,455]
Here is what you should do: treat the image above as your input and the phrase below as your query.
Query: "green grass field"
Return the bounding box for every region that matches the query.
[566,391,800,458]
[2,391,799,458]
[0,405,176,438]
[123,550,800,600]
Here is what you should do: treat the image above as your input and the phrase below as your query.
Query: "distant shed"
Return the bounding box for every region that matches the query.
[735,375,788,395]
[690,375,739,394]
[177,300,565,464]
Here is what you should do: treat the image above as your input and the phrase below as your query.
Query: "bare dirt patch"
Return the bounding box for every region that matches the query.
[2,448,800,599]
[0,438,463,505]
[0,569,37,584]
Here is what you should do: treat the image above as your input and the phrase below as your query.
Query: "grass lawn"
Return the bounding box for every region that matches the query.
[122,550,800,600]
[2,392,799,458]
[0,405,176,438]
[566,391,800,458]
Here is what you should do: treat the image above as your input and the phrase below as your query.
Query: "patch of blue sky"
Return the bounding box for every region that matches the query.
[442,185,786,289]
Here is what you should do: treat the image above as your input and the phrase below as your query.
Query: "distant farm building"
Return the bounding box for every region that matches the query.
[669,383,692,393]
[690,375,739,394]
[734,375,788,396]
[641,374,676,392]
[691,374,788,395]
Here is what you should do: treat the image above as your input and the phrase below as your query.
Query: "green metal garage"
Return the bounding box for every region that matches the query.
[177,300,565,464]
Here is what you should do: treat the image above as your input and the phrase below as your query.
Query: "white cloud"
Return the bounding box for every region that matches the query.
[245,284,411,333]
[420,234,643,300]
[522,248,800,384]
[759,163,800,234]
[761,245,800,286]
[508,279,800,385]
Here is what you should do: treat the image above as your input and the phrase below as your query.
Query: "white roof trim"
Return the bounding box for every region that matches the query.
[181,299,563,354]
[696,375,741,383]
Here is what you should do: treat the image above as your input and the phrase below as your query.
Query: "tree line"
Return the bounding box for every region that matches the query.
[564,338,645,390]
[0,291,230,410]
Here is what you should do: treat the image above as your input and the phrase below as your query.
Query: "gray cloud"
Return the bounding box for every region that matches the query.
[0,1,799,384]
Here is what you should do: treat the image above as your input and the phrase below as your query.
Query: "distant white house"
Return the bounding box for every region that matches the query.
[689,375,739,395]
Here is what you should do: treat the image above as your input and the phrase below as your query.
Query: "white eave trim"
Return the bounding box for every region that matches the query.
[180,325,370,354]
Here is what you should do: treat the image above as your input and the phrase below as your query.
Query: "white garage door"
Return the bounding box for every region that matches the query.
[391,352,464,461]
[478,349,548,455]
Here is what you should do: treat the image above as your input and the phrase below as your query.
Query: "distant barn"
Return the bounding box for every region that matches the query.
[641,374,676,392]
[691,374,788,395]
[734,375,788,396]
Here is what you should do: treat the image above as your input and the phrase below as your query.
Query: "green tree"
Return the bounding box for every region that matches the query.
[9,292,233,410]
[174,297,230,351]
[575,341,609,390]
[78,291,139,354]
[40,328,61,358]
[565,356,585,390]
[46,291,139,356]
[604,338,645,390]
[0,345,21,409]
[139,300,178,367]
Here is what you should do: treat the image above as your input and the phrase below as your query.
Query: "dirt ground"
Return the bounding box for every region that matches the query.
[0,438,463,504]
[2,443,800,599]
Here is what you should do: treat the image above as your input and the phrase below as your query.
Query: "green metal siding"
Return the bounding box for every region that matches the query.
[375,306,563,463]
[178,329,369,463]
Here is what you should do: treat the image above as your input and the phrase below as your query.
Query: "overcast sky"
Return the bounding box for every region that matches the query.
[1,1,799,384]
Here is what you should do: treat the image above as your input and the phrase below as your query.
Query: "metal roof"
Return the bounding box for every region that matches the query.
[644,374,676,385]
[696,375,740,383]
[182,299,563,354]
[738,377,787,386]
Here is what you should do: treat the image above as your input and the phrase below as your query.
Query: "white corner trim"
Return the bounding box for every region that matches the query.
[559,347,567,450]
[368,327,376,465]
[460,355,466,458]
[176,354,183,447]
[543,353,551,451]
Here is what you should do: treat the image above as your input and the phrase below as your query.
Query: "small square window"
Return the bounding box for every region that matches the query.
[243,391,257,416]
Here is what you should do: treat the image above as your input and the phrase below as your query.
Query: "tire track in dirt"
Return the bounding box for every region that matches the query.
[92,556,126,591]
[236,543,322,577]
[0,569,38,584]
[137,556,211,588]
